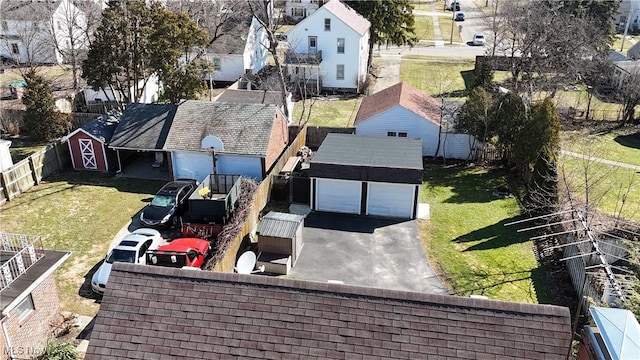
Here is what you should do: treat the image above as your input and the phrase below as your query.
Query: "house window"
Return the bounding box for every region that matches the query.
[336,64,344,80]
[308,36,317,52]
[387,131,396,137]
[213,57,221,71]
[16,294,35,323]
[11,43,19,54]
[292,8,305,17]
[337,38,345,54]
[324,18,331,31]
[398,132,408,137]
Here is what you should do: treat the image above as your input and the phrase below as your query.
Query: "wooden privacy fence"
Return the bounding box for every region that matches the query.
[0,140,70,205]
[213,126,308,272]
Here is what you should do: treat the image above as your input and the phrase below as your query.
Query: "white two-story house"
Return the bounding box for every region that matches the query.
[204,13,270,84]
[284,0,370,93]
[0,0,88,64]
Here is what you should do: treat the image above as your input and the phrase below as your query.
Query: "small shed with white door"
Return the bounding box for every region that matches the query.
[309,134,423,219]
[257,211,305,266]
[65,111,121,172]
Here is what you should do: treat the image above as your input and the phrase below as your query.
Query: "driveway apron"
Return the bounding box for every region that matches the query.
[289,212,447,294]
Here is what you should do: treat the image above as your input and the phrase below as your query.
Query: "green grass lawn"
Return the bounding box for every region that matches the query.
[291,97,362,127]
[559,154,640,222]
[440,16,463,44]
[562,131,640,167]
[420,164,545,303]
[0,171,164,316]
[400,57,475,98]
[611,35,640,55]
[414,15,435,42]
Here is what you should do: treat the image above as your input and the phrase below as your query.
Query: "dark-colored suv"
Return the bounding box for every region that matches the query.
[140,180,197,228]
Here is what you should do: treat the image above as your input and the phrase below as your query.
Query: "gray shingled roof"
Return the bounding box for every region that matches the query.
[109,103,178,151]
[85,263,572,359]
[80,110,121,143]
[217,89,285,108]
[163,100,281,156]
[208,13,252,55]
[2,0,62,21]
[257,211,304,239]
[313,133,423,170]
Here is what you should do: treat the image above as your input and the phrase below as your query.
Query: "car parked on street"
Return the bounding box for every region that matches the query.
[140,180,198,228]
[146,237,211,269]
[455,13,465,21]
[473,34,486,46]
[91,228,163,294]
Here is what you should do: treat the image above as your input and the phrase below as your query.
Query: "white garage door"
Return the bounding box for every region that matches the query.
[367,182,415,219]
[315,179,361,214]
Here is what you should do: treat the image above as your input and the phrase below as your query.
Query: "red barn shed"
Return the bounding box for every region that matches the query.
[66,111,121,172]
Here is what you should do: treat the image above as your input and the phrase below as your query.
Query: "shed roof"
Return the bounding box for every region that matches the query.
[85,263,572,359]
[257,211,304,239]
[163,100,282,156]
[355,82,441,125]
[589,307,640,360]
[109,103,177,151]
[322,0,370,36]
[312,133,423,170]
[76,110,121,143]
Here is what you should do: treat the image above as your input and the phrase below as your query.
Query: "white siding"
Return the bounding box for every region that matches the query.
[355,106,441,156]
[209,54,244,82]
[437,133,481,160]
[172,151,264,182]
[243,17,269,74]
[314,178,361,214]
[83,74,160,104]
[285,6,367,91]
[367,182,416,219]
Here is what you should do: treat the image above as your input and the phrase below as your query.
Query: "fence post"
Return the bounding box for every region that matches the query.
[0,172,10,202]
[28,156,40,186]
[52,141,63,171]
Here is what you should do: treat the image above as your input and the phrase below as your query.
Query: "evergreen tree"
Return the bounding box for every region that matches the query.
[22,70,70,142]
[345,0,418,68]
[82,0,209,105]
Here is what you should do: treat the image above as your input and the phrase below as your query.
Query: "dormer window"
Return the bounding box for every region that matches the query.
[324,18,331,31]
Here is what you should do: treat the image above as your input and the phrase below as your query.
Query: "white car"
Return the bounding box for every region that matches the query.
[91,228,163,294]
[473,34,486,46]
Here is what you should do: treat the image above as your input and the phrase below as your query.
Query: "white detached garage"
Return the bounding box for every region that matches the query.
[310,134,423,219]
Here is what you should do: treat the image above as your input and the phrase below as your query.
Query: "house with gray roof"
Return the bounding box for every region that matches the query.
[201,13,269,84]
[85,263,572,359]
[216,88,294,123]
[165,100,289,181]
[108,101,289,182]
[310,133,423,219]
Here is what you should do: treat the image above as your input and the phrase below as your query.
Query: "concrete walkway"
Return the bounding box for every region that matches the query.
[561,149,640,171]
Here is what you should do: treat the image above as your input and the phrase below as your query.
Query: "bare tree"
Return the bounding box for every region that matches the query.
[617,63,640,125]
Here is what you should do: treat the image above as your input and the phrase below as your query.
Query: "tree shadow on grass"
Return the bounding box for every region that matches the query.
[46,170,165,195]
[614,133,640,150]
[423,163,513,204]
[453,216,530,251]
[450,268,535,300]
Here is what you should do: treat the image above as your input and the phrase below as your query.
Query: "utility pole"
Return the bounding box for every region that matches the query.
[450,9,456,44]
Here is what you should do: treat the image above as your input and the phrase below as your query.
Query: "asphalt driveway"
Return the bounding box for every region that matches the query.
[289,212,448,294]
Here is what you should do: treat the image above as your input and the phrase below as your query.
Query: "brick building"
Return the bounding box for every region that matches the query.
[0,233,70,360]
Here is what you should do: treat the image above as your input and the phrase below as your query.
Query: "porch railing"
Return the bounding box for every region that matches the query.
[0,233,46,292]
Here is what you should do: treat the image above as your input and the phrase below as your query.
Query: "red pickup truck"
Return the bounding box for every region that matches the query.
[146,238,211,269]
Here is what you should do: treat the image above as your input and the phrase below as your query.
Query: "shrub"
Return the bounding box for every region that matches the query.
[37,341,78,360]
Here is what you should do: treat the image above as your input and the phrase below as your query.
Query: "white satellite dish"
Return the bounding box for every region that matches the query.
[235,251,257,274]
[201,135,224,151]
